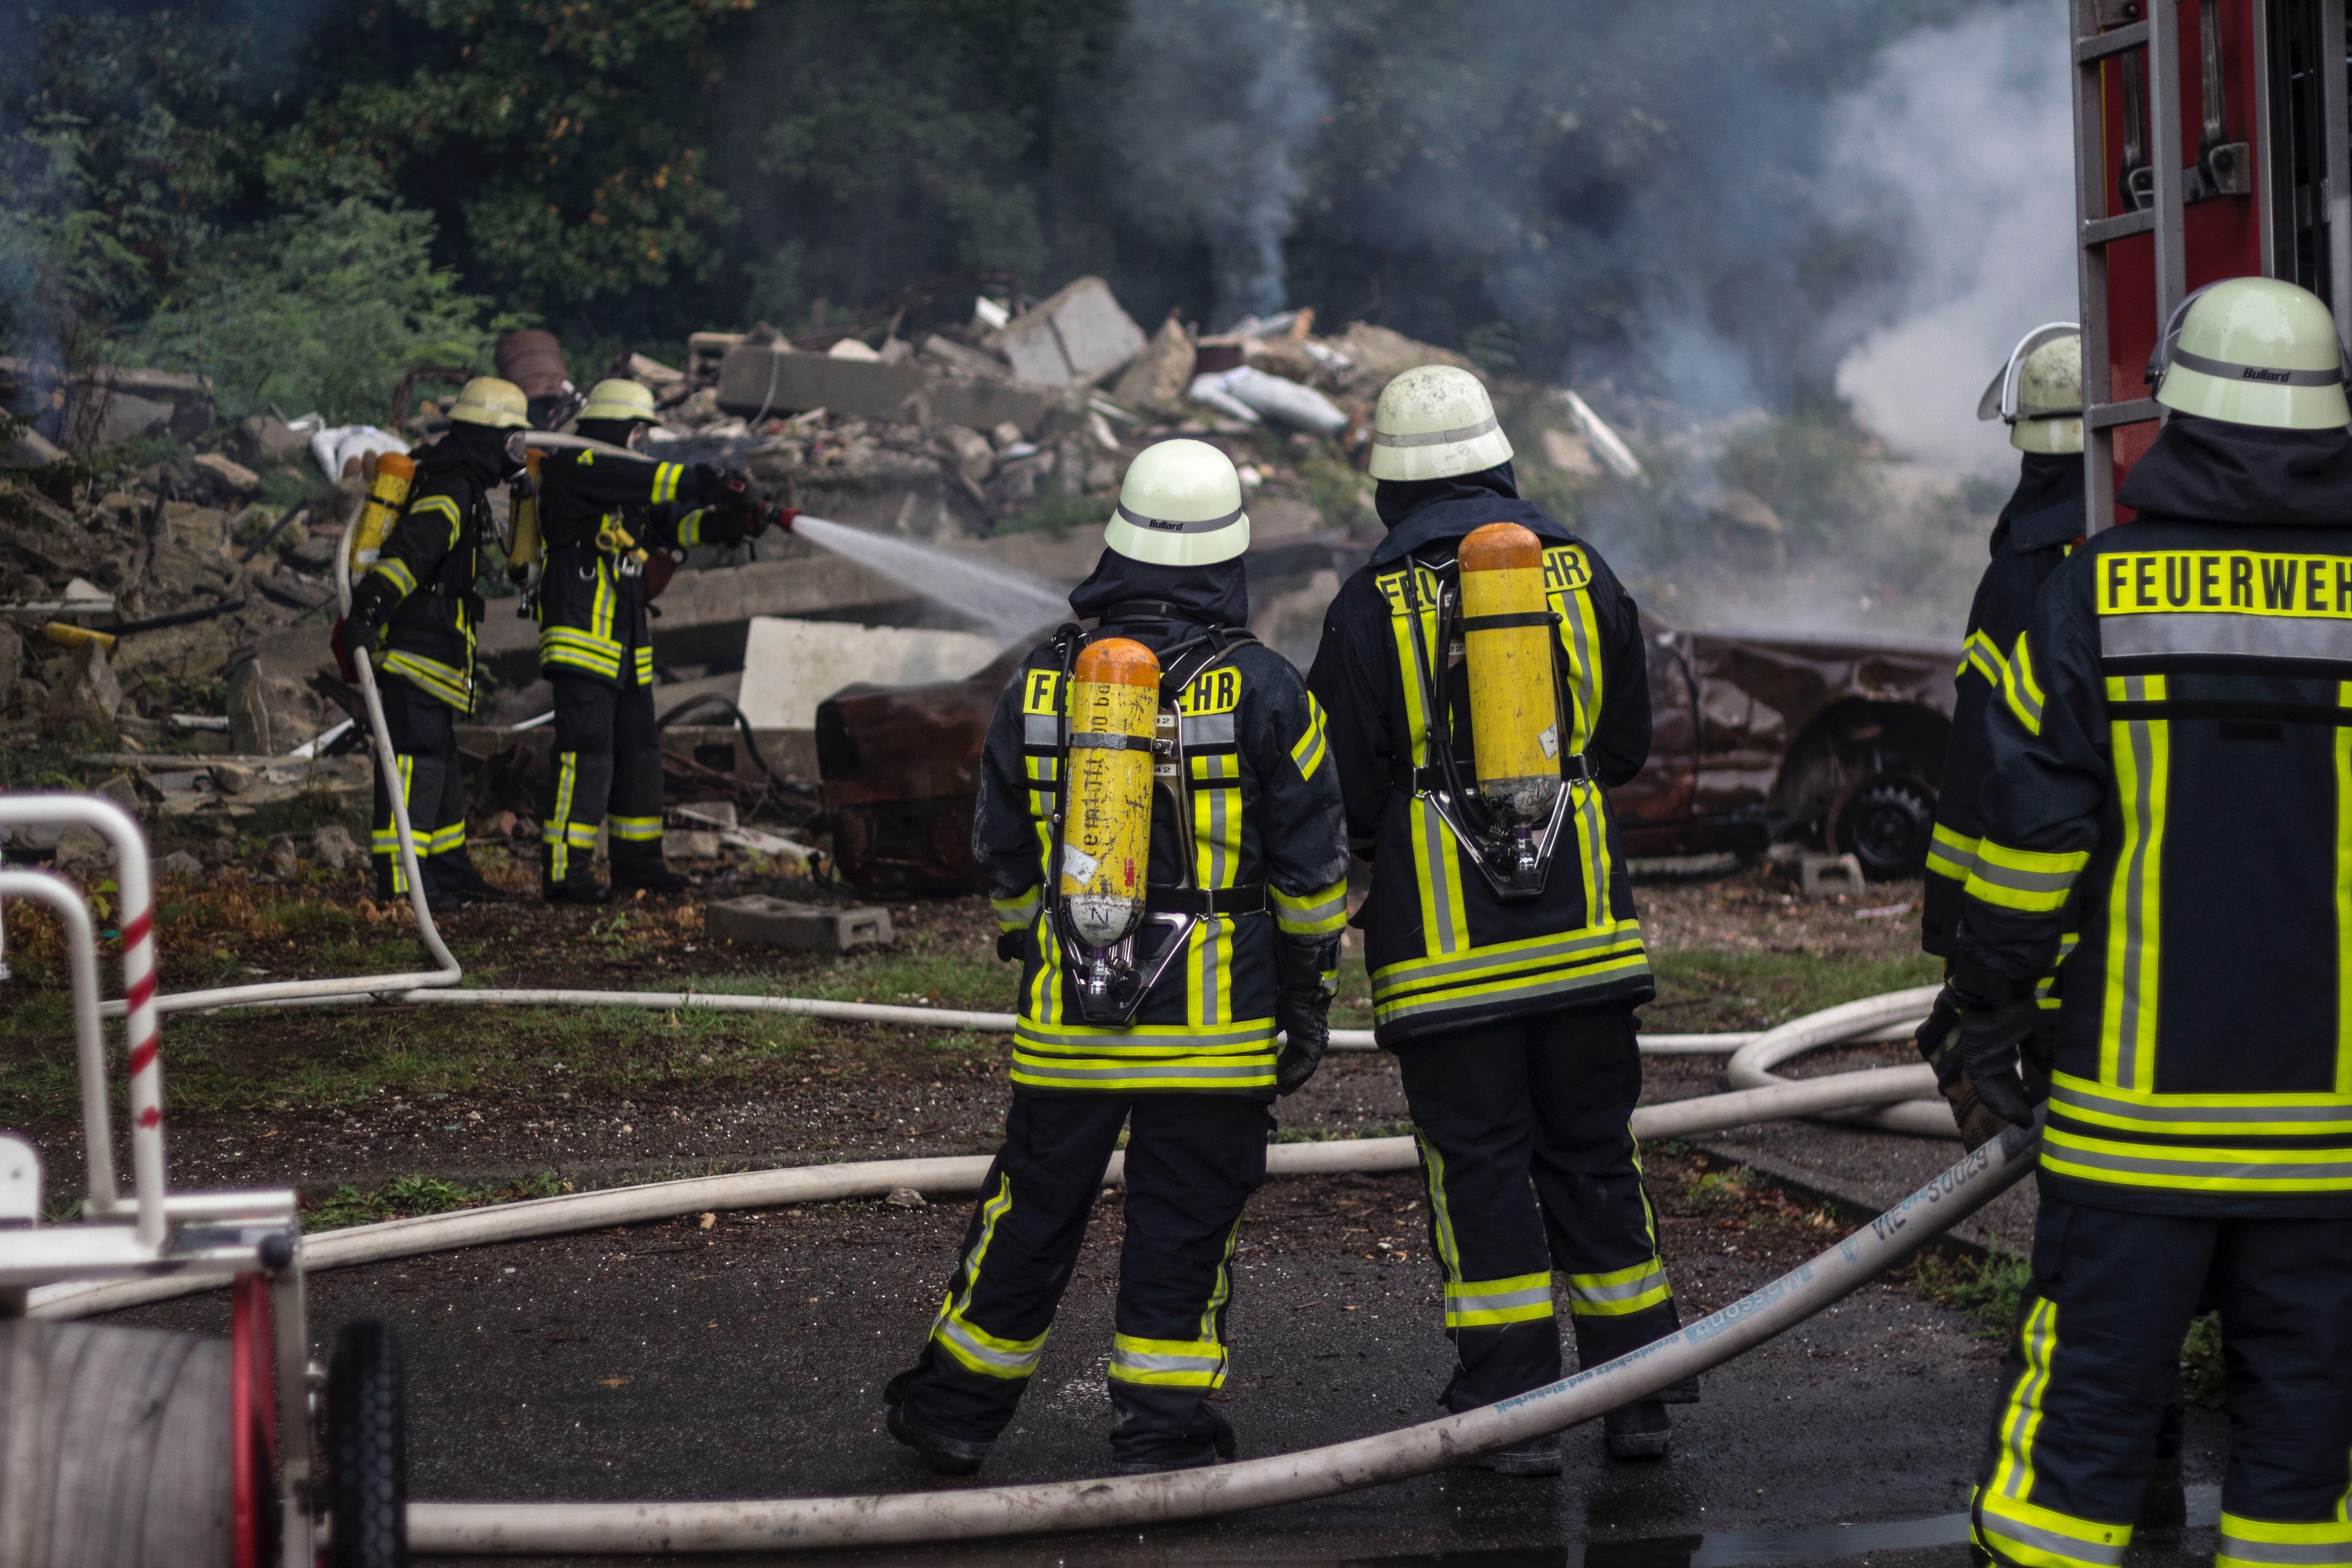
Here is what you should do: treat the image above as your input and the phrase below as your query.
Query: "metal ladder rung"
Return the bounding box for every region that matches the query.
[2088,398,2163,430]
[2076,19,2150,61]
[2082,210,2158,245]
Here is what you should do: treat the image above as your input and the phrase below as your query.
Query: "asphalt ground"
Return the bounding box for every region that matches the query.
[106,1142,2228,1567]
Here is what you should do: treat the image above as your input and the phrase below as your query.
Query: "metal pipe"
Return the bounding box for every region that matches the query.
[0,797,164,1246]
[0,871,117,1209]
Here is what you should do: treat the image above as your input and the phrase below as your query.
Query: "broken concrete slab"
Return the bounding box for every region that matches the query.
[993,277,1147,387]
[2,428,66,468]
[917,335,1010,382]
[54,638,120,724]
[192,452,260,495]
[704,895,891,954]
[1110,314,1197,411]
[734,617,1000,730]
[236,415,311,468]
[714,346,1060,435]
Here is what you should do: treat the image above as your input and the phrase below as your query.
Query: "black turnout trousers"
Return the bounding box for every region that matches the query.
[543,671,666,892]
[1971,1191,2352,1567]
[368,672,480,901]
[1396,1003,1680,1410]
[888,1091,1270,1466]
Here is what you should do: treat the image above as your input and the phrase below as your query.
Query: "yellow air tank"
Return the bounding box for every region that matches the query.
[1061,638,1161,948]
[349,452,416,585]
[506,448,544,584]
[1459,521,1563,825]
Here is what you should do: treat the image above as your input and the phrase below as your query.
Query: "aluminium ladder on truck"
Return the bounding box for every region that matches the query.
[2071,0,2352,532]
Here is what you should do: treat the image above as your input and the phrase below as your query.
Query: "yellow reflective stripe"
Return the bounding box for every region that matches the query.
[610,815,662,843]
[2339,680,2352,1093]
[1272,878,1348,936]
[1108,1333,1227,1387]
[377,755,418,894]
[378,651,470,709]
[550,752,580,883]
[2050,1071,2352,1136]
[1371,920,1650,1029]
[1959,627,2010,686]
[652,462,682,505]
[675,508,706,549]
[1987,1296,2054,1503]
[1963,838,2088,914]
[631,646,654,686]
[593,554,616,642]
[991,889,1040,932]
[926,1175,1047,1378]
[1444,1270,1554,1328]
[1926,821,1979,885]
[423,822,466,853]
[2003,630,2046,735]
[1199,1215,1240,1346]
[1548,545,1612,929]
[368,557,419,598]
[2219,1513,2352,1567]
[1975,1487,2132,1568]
[1564,1257,1671,1317]
[1290,693,1329,780]
[1418,1134,1465,1280]
[1382,564,1468,958]
[2041,1125,2352,1193]
[2101,673,2167,1088]
[410,493,462,549]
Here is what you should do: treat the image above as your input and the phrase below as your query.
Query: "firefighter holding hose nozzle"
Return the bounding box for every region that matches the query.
[1949,278,2352,1567]
[331,375,528,911]
[526,378,793,903]
[1305,365,1688,1474]
[883,438,1348,1478]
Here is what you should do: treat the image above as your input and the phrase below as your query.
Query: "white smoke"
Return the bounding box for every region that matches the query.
[1827,0,2076,476]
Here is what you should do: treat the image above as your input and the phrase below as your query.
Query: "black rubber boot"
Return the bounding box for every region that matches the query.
[884,1385,990,1477]
[1108,1397,1236,1475]
[1468,1433,1563,1477]
[1603,1399,1671,1460]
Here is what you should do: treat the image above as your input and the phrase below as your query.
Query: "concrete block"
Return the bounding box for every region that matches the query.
[1798,852,1866,898]
[664,829,725,862]
[995,277,1147,387]
[706,895,892,954]
[715,346,1059,434]
[735,617,1000,730]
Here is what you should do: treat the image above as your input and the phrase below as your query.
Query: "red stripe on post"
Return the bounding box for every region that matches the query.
[137,1107,161,1128]
[120,911,153,948]
[125,1041,158,1077]
[126,976,156,1011]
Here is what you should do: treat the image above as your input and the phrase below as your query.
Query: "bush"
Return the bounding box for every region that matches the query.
[133,196,513,424]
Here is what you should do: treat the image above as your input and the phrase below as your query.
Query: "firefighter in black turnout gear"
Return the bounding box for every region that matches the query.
[1306,366,1686,1475]
[331,375,526,910]
[884,439,1348,1478]
[1950,279,2352,1568]
[1919,326,2088,1147]
[528,378,778,902]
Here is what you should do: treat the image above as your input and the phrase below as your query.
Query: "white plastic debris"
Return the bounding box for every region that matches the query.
[1193,367,1348,436]
[1186,374,1261,425]
[310,424,411,481]
[1559,389,1643,480]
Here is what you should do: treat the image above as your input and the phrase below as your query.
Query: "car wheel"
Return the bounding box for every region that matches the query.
[328,1320,408,1568]
[1831,772,1936,882]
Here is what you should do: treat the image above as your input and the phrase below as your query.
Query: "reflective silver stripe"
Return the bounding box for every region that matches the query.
[2171,346,2343,386]
[1967,858,2078,898]
[1024,714,1058,745]
[2214,1533,2352,1564]
[2050,1141,2352,1183]
[1110,1348,1222,1375]
[2054,1081,2352,1126]
[1180,712,1235,746]
[933,1317,1043,1374]
[1010,1061,1272,1082]
[1379,922,1640,988]
[1373,414,1501,449]
[1568,1267,1666,1303]
[1978,1514,2128,1567]
[2102,612,2352,663]
[2114,677,2159,1089]
[1445,1283,1552,1315]
[1117,500,1244,535]
[1275,892,1346,925]
[1377,957,1650,1023]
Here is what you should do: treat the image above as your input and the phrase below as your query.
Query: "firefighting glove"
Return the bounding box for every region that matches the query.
[995,930,1024,964]
[328,608,378,686]
[1915,985,2009,1150]
[712,468,763,523]
[1274,933,1340,1096]
[1949,964,2049,1132]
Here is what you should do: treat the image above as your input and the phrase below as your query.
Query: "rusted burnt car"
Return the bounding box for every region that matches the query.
[816,619,1956,893]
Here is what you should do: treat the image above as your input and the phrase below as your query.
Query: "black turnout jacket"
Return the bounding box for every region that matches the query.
[534,436,744,688]
[972,549,1349,1098]
[349,424,513,713]
[1959,414,2352,1216]
[1924,452,2086,960]
[1306,464,1653,1046]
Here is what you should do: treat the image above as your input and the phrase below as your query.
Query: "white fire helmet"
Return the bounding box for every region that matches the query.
[1368,364,1514,482]
[578,378,658,426]
[1976,325,2083,455]
[2152,276,2352,430]
[1102,438,1251,568]
[447,377,529,430]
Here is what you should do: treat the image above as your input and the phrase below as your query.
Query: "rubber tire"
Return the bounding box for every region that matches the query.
[1833,774,1936,882]
[327,1321,408,1568]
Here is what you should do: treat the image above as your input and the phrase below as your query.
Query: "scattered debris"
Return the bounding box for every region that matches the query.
[704,895,892,954]
[993,277,1147,387]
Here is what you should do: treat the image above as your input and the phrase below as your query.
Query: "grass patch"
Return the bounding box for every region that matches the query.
[1910,1248,2033,1338]
[304,1169,565,1232]
[1645,950,1942,1034]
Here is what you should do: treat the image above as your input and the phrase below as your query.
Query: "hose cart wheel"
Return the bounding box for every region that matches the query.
[328,1320,408,1568]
